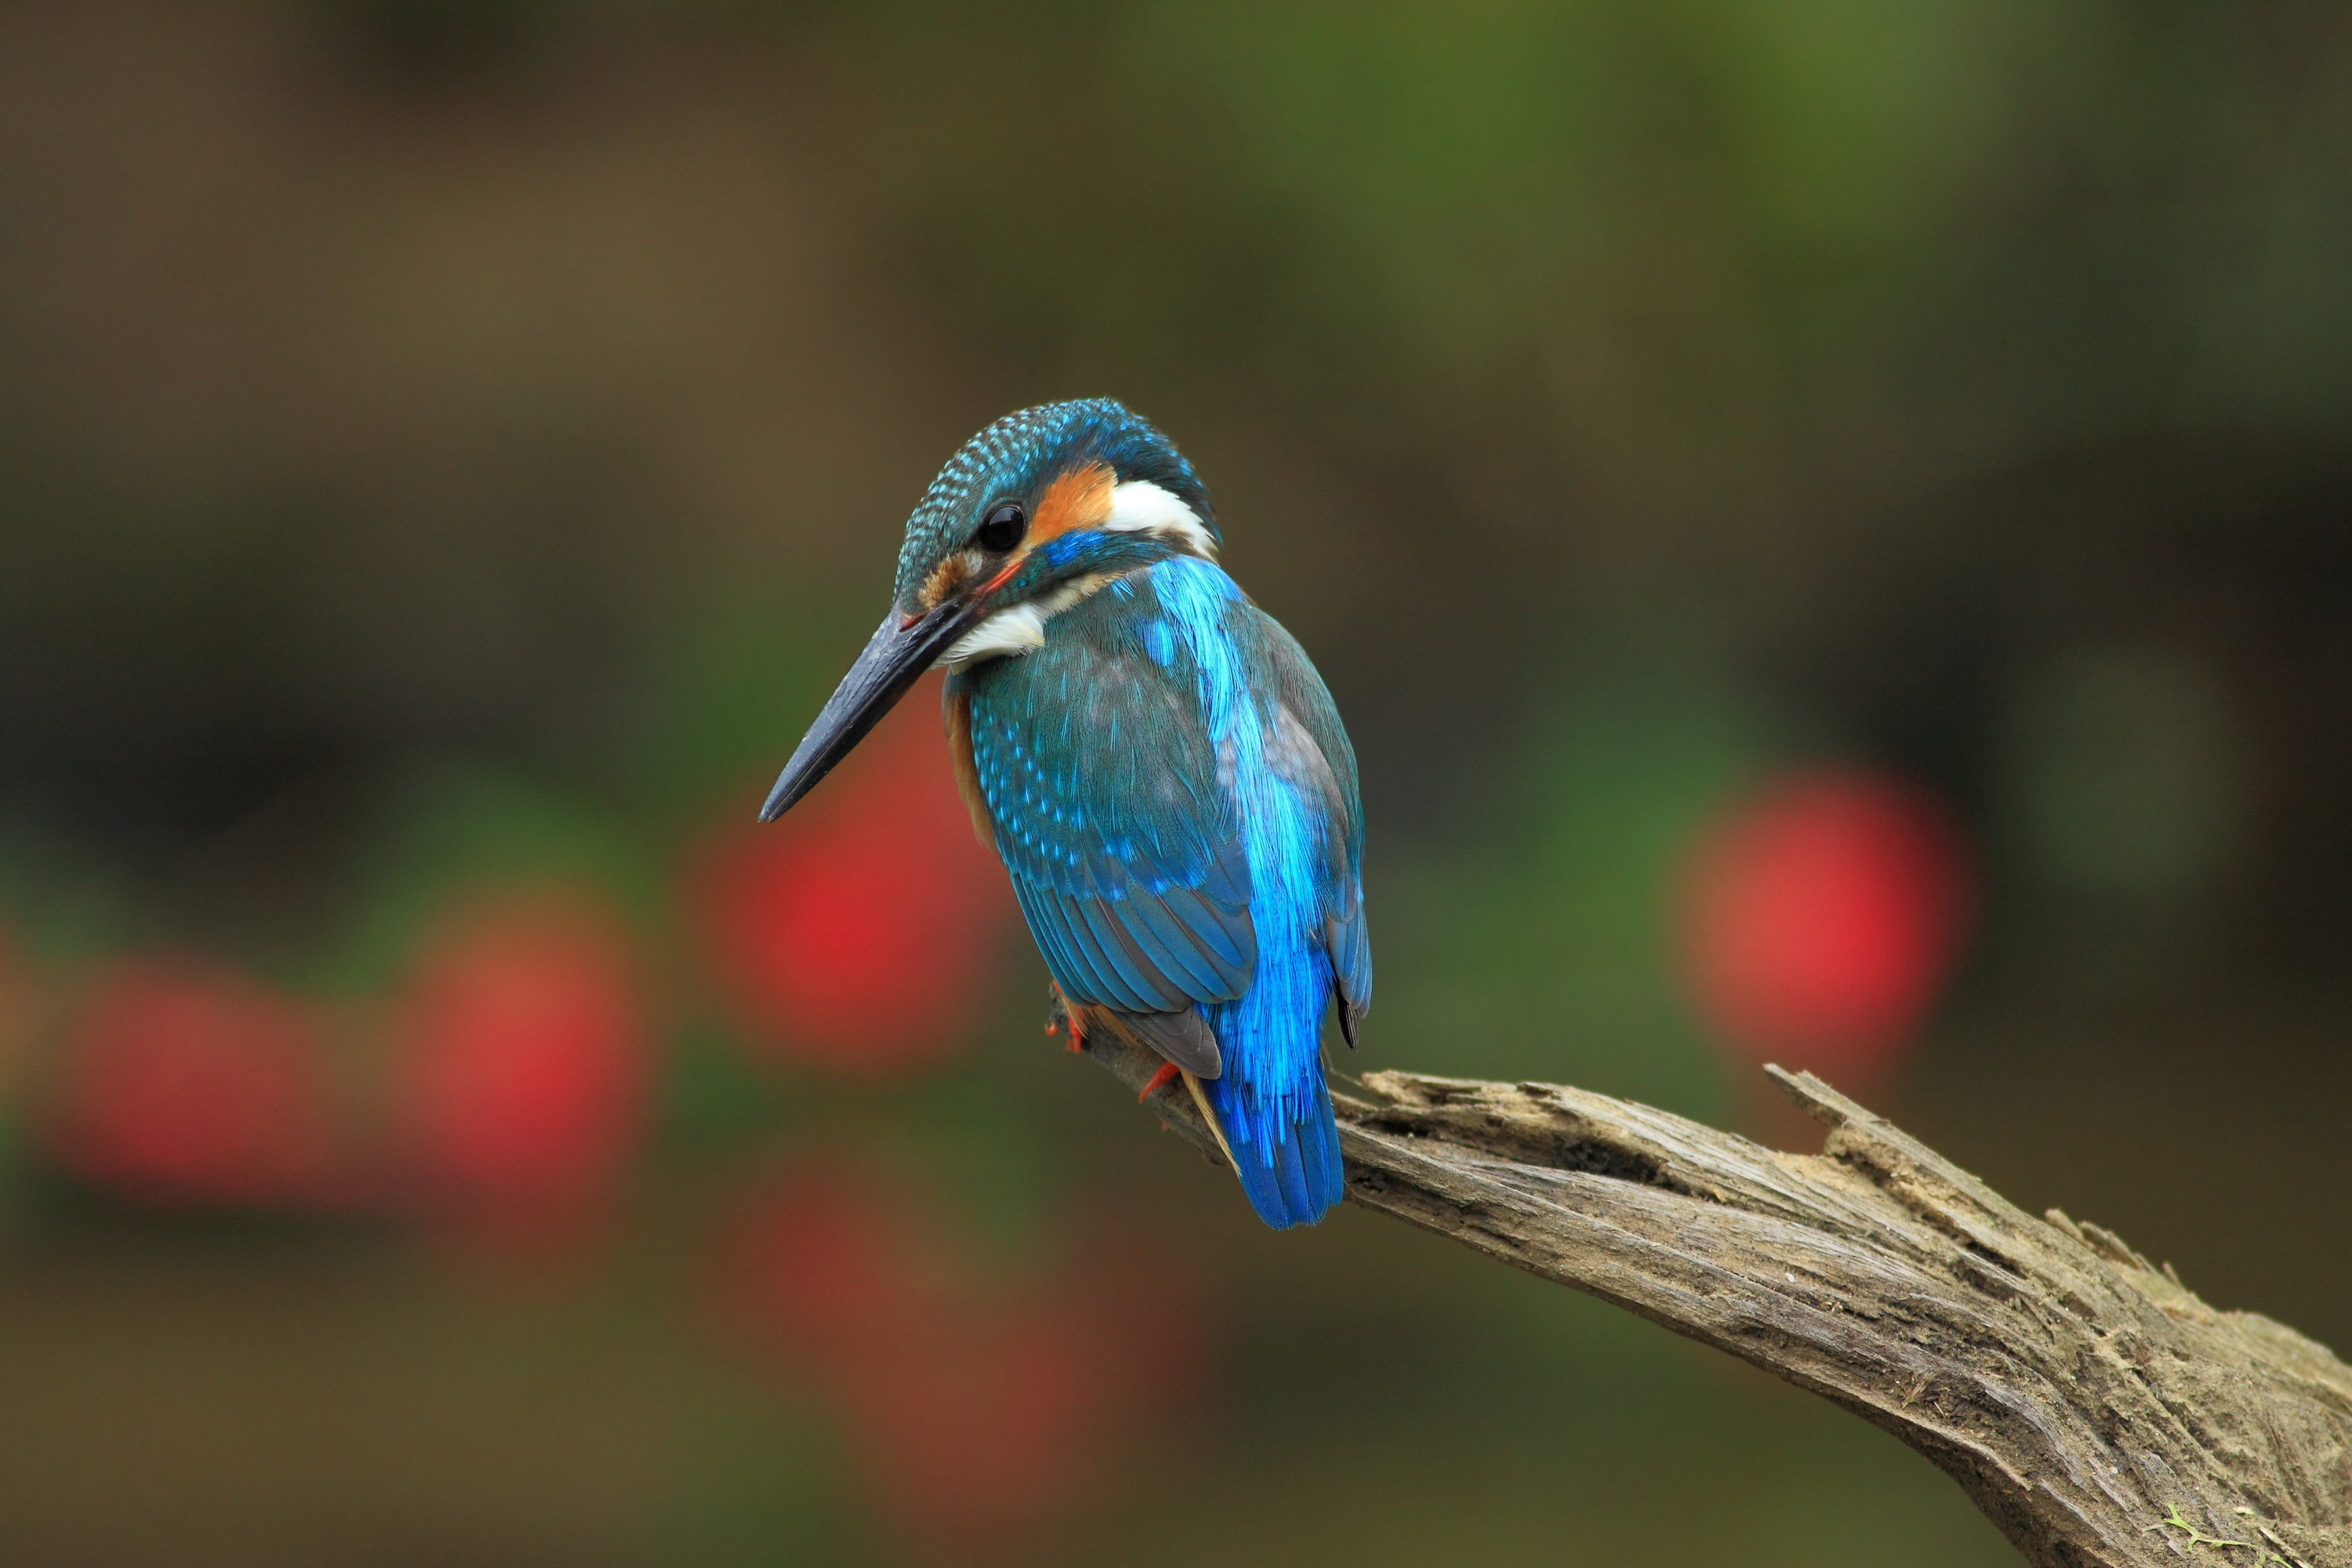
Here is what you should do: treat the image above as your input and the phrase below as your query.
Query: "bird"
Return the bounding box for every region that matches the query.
[758,399,1369,1229]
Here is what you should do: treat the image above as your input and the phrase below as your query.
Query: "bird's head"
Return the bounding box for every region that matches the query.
[759,399,1217,822]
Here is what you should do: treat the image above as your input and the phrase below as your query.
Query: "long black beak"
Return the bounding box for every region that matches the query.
[757,601,984,822]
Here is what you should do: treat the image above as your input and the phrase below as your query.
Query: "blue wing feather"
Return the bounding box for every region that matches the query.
[1245,603,1372,1024]
[956,591,1256,1020]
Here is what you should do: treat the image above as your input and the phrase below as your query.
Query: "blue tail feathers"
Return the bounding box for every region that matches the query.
[1201,1062,1345,1229]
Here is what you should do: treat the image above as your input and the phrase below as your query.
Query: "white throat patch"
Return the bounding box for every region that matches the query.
[939,572,1114,669]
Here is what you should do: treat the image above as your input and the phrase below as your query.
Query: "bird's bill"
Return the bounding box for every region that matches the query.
[757,601,983,822]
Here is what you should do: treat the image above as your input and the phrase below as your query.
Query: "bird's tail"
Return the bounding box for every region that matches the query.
[1200,1061,1344,1229]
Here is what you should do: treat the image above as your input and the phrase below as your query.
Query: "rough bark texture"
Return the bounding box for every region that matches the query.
[1087,1032,2352,1567]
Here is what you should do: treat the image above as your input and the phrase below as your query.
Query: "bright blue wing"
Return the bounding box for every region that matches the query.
[1140,559,1361,1228]
[1240,603,1371,1030]
[956,579,1258,1024]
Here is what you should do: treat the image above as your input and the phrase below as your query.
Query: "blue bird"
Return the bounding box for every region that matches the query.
[759,399,1369,1229]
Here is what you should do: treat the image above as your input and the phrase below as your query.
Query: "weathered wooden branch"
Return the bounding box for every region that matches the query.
[1085,1031,2352,1567]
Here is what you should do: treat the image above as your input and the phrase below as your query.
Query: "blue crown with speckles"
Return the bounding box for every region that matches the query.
[891,400,1217,607]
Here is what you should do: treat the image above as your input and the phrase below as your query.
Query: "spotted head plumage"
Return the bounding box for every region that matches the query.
[891,398,1217,615]
[760,398,1218,822]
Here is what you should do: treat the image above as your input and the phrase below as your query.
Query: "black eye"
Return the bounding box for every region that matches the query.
[976,502,1026,553]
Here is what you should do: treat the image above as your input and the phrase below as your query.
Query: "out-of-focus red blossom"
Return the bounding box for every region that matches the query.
[50,957,345,1207]
[396,893,648,1249]
[692,670,1017,1076]
[713,1162,1203,1560]
[1681,770,1972,1083]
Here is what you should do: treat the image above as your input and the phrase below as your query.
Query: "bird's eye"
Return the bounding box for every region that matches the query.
[976,502,1026,553]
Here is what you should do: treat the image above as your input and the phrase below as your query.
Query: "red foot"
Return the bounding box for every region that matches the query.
[1137,1062,1180,1103]
[1047,987,1087,1052]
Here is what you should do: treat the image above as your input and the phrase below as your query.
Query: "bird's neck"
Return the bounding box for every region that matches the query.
[939,568,1125,669]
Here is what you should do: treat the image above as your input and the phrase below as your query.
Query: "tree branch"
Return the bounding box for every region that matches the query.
[1090,1031,2352,1568]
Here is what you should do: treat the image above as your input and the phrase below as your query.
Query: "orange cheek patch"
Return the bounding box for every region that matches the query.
[967,461,1118,599]
[1029,461,1116,547]
[943,682,996,849]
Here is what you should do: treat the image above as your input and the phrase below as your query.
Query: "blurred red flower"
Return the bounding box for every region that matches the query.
[50,957,344,1208]
[713,1161,1201,1560]
[1680,770,1971,1085]
[395,891,648,1247]
[692,671,1017,1076]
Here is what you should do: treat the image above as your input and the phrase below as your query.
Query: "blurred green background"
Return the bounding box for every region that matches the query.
[2,2,2350,1563]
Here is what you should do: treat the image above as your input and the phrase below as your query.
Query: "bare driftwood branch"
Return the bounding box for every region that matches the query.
[1086,1030,2352,1568]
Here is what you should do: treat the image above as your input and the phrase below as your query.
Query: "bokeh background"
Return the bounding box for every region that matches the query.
[1,2,2348,1563]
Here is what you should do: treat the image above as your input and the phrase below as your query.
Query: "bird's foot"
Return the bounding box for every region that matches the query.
[1046,987,1087,1053]
[1137,1062,1181,1103]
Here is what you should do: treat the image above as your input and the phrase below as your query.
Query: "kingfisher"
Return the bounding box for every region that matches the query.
[758,399,1369,1229]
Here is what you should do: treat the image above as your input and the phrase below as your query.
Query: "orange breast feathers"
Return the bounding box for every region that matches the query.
[943,680,996,851]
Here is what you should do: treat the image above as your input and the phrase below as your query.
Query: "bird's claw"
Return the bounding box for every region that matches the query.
[1138,1062,1181,1102]
[1047,985,1087,1053]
